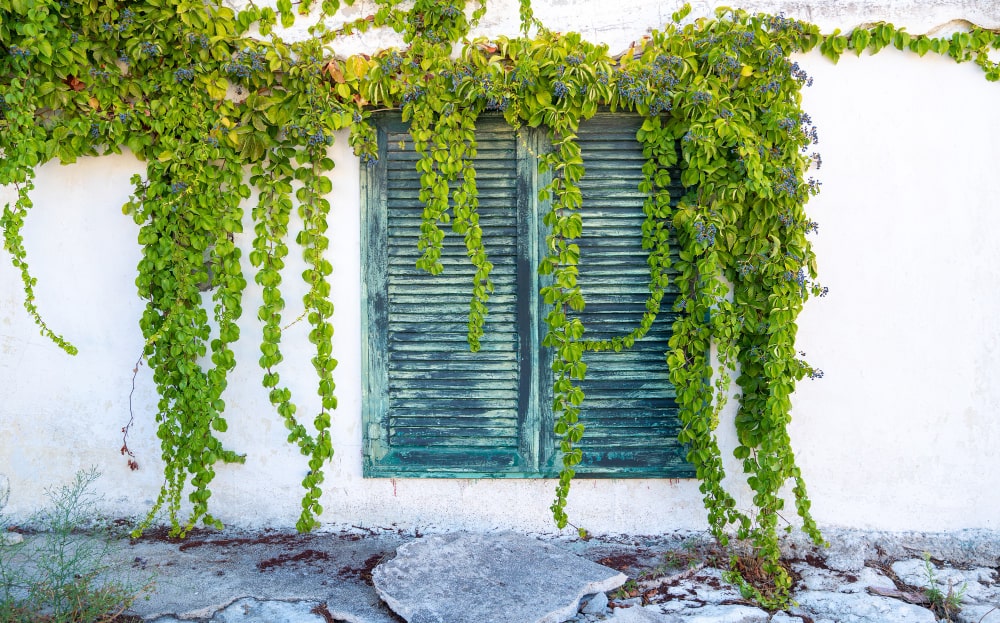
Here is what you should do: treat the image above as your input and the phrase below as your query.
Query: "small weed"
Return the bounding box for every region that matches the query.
[0,469,154,622]
[922,552,966,622]
[613,578,639,600]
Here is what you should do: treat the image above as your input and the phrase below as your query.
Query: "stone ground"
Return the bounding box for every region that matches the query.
[2,526,999,623]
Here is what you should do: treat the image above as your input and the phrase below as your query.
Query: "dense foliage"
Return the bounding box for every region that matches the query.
[3,0,998,606]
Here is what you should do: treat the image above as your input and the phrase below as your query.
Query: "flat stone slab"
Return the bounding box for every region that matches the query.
[372,532,627,623]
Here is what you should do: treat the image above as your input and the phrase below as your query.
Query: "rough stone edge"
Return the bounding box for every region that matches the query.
[537,571,627,623]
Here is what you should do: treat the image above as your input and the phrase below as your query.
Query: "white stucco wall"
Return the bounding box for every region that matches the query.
[2,1,1000,535]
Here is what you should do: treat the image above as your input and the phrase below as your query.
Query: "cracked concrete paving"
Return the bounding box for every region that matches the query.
[4,527,1000,622]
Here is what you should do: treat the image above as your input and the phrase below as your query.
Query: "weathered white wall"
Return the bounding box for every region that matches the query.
[3,1,1000,534]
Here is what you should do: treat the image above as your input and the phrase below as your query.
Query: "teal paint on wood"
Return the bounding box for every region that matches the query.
[361,112,694,478]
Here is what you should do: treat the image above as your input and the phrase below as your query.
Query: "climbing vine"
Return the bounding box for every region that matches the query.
[3,0,999,607]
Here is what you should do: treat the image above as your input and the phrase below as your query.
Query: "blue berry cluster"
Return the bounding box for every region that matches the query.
[764,45,785,68]
[8,45,31,59]
[380,50,404,75]
[804,124,819,145]
[810,151,823,170]
[141,41,160,58]
[442,65,474,90]
[615,70,649,107]
[783,268,808,297]
[681,130,703,144]
[719,108,734,119]
[70,32,79,44]
[89,123,100,139]
[401,85,425,104]
[615,54,678,114]
[101,8,134,33]
[552,80,570,99]
[691,90,712,104]
[188,33,209,49]
[352,111,363,123]
[758,79,781,94]
[694,220,717,245]
[174,68,194,83]
[118,112,131,123]
[766,12,803,34]
[774,166,798,197]
[224,48,265,78]
[711,54,741,80]
[566,53,584,66]
[307,130,332,146]
[807,368,824,379]
[694,34,721,48]
[789,62,813,87]
[360,153,378,166]
[204,136,219,147]
[485,96,509,111]
[283,123,333,147]
[734,30,756,48]
[169,181,189,193]
[511,67,536,89]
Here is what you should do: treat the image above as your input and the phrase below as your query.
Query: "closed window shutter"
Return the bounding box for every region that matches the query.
[362,113,692,478]
[562,114,694,477]
[363,115,533,476]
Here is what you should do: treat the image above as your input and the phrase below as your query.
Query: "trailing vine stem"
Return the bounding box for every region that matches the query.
[3,0,1000,606]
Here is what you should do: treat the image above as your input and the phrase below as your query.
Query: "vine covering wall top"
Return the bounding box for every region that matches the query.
[2,0,998,607]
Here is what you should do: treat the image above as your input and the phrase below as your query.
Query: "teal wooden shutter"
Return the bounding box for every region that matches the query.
[362,113,692,478]
[362,115,537,476]
[557,114,694,477]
